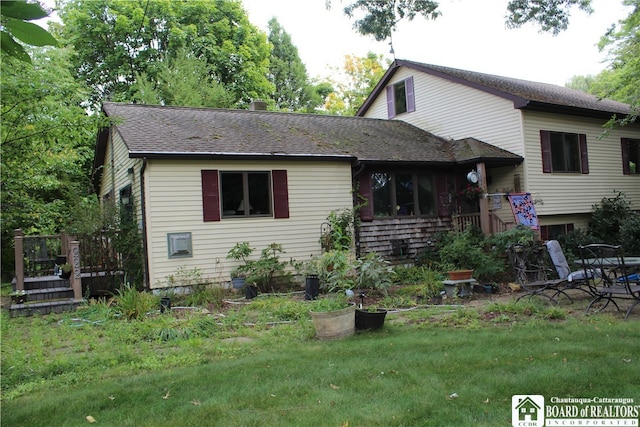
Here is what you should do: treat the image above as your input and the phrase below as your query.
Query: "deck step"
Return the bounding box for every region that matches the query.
[25,287,74,301]
[9,298,84,318]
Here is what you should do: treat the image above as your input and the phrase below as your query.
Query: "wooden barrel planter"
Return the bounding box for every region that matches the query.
[310,304,355,340]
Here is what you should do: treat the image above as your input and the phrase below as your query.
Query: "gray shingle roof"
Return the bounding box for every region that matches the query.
[100,102,522,165]
[357,59,631,117]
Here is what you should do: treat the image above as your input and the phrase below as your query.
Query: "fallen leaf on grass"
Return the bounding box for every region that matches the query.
[163,391,170,400]
[86,415,96,423]
[623,358,631,363]
[329,384,340,390]
[483,398,490,404]
[448,393,459,399]
[191,398,201,405]
[108,395,115,401]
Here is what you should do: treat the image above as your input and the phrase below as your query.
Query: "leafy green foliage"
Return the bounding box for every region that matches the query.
[58,0,273,107]
[341,0,440,41]
[334,0,593,42]
[133,48,235,108]
[318,250,356,292]
[267,18,315,112]
[323,52,389,116]
[354,252,395,294]
[321,208,355,251]
[0,47,104,280]
[567,1,638,128]
[588,191,640,255]
[0,0,58,63]
[505,0,593,35]
[112,284,159,320]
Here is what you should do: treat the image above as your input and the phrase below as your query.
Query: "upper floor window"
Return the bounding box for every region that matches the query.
[201,170,289,221]
[370,171,435,218]
[621,138,640,175]
[540,130,589,174]
[386,76,415,119]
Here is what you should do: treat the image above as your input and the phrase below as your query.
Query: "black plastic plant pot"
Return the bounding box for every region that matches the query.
[305,275,320,300]
[160,297,171,313]
[355,308,387,330]
[245,285,258,300]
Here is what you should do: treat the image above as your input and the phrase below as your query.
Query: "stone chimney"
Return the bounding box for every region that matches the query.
[249,100,267,111]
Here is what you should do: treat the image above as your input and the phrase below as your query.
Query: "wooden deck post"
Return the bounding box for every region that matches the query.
[14,229,24,291]
[477,163,491,236]
[69,240,83,300]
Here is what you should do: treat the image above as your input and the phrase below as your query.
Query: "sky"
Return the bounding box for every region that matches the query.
[240,0,632,86]
[36,0,632,87]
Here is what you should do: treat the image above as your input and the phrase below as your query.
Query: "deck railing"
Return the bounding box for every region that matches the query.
[452,213,515,235]
[13,229,121,299]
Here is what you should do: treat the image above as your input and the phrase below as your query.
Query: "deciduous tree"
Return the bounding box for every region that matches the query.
[330,0,593,40]
[0,47,103,278]
[58,0,272,107]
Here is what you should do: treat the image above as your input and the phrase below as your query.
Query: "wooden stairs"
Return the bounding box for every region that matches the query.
[10,275,84,318]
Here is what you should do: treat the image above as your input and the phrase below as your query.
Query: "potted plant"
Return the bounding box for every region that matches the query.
[437,228,489,280]
[355,292,387,331]
[10,289,28,304]
[308,293,356,340]
[292,256,322,300]
[352,253,394,330]
[226,242,254,290]
[60,263,73,280]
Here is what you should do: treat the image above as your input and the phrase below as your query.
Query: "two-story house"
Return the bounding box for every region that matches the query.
[356,59,640,240]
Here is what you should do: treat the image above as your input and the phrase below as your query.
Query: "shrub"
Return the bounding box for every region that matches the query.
[589,191,632,243]
[112,284,159,320]
[354,252,395,295]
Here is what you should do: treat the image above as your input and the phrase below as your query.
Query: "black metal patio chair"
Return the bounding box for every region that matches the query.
[580,244,640,320]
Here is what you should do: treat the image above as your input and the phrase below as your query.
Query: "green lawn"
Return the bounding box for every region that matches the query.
[2,295,639,426]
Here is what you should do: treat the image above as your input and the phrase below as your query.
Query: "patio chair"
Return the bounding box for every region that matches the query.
[544,240,593,302]
[580,244,640,320]
[508,242,567,304]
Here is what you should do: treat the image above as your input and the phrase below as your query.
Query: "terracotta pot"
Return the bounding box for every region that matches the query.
[447,270,473,280]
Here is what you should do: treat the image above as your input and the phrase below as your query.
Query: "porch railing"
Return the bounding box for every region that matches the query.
[452,213,514,235]
[13,229,122,299]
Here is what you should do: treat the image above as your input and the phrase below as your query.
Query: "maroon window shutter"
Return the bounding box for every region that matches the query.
[566,223,574,233]
[621,138,631,175]
[386,86,395,119]
[540,225,549,241]
[579,134,589,174]
[540,130,552,173]
[272,170,289,219]
[406,76,415,113]
[201,170,220,222]
[358,173,374,222]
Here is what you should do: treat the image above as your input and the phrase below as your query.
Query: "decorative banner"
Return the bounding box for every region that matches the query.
[507,193,539,230]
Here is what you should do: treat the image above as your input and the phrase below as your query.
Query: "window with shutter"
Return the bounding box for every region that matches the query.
[539,131,588,173]
[385,76,416,118]
[202,169,290,220]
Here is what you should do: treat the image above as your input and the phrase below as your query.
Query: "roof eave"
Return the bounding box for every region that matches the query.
[519,101,629,120]
[127,151,356,162]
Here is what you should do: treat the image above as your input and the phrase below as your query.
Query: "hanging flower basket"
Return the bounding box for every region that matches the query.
[458,184,484,201]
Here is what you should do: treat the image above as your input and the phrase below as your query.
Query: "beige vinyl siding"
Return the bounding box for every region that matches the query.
[145,159,353,288]
[522,111,640,216]
[363,66,524,155]
[99,131,143,223]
